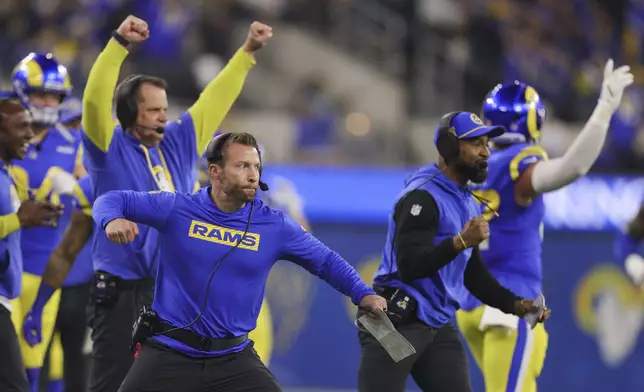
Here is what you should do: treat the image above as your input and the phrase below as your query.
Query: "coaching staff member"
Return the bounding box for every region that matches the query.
[91,132,386,391]
[0,99,63,392]
[358,112,550,392]
[81,15,271,392]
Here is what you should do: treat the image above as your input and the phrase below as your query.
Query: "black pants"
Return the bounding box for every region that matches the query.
[88,279,153,392]
[56,283,91,392]
[358,320,472,392]
[0,306,29,392]
[118,340,282,392]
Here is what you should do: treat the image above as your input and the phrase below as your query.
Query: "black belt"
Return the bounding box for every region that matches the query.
[94,271,153,291]
[155,321,248,352]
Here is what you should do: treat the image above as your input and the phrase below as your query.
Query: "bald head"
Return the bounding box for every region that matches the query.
[0,99,27,119]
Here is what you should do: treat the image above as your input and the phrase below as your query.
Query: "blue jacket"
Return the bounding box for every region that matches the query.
[373,164,480,327]
[93,187,375,357]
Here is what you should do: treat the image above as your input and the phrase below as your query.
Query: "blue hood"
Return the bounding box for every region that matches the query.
[405,164,470,200]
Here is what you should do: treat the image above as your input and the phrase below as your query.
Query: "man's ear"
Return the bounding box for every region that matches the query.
[208,163,221,179]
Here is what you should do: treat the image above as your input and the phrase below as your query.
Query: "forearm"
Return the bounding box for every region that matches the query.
[0,213,20,239]
[93,190,174,229]
[464,251,519,314]
[531,102,613,193]
[93,191,126,228]
[396,237,461,281]
[319,252,376,305]
[41,249,74,288]
[42,211,93,288]
[188,48,256,154]
[82,39,129,151]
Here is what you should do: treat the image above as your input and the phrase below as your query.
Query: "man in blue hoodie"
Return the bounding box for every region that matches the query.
[92,132,387,391]
[358,112,550,392]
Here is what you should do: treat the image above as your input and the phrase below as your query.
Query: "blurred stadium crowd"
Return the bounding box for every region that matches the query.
[2,0,644,171]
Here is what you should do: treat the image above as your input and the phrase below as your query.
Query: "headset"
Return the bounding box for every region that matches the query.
[435,111,461,164]
[115,75,164,134]
[205,132,269,192]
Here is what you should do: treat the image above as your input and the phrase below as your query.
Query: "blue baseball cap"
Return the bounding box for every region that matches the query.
[59,97,82,124]
[433,112,505,145]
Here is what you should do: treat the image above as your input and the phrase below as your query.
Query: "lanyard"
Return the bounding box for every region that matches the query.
[140,145,176,192]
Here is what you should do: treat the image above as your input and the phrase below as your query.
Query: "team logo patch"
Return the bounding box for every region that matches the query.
[188,220,260,251]
[470,113,483,125]
[410,204,422,216]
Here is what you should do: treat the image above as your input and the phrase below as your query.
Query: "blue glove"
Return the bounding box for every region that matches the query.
[23,309,43,346]
[23,283,55,347]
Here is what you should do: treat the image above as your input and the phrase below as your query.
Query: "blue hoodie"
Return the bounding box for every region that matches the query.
[92,187,375,357]
[373,164,480,327]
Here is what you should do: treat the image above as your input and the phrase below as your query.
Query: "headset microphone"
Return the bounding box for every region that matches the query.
[136,124,165,134]
[259,181,269,192]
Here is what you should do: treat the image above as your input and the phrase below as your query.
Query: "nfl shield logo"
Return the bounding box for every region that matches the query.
[410,204,422,216]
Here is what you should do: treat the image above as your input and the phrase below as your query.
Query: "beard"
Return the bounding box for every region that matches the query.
[456,159,488,184]
[220,176,256,203]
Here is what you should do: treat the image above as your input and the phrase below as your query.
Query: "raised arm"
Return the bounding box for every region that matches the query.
[82,15,149,152]
[188,22,273,155]
[515,60,634,204]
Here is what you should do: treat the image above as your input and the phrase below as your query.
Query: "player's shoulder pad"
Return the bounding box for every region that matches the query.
[53,125,78,145]
[509,144,549,181]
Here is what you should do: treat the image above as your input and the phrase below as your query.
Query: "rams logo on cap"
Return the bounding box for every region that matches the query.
[470,113,483,125]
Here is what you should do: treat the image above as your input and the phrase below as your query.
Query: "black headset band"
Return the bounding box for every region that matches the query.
[436,111,460,163]
[116,75,148,130]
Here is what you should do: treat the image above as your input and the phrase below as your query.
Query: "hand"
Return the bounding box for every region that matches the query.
[17,200,63,228]
[599,59,634,112]
[49,169,78,195]
[243,21,273,53]
[359,294,388,317]
[23,309,43,347]
[116,15,150,43]
[459,216,489,248]
[514,299,551,322]
[105,218,139,244]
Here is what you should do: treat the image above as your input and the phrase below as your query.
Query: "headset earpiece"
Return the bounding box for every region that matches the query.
[436,111,460,164]
[115,75,144,130]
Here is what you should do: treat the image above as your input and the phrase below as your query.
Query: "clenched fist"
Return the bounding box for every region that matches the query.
[105,218,139,244]
[18,200,63,228]
[243,22,273,53]
[458,216,489,249]
[358,294,388,318]
[116,15,150,43]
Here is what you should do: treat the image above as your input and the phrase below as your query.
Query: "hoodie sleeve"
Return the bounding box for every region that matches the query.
[394,190,462,281]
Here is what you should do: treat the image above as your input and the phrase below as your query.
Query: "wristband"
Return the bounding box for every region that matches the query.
[111,30,130,47]
[457,232,468,249]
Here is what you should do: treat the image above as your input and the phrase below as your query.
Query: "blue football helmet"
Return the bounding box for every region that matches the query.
[481,81,546,144]
[11,53,72,127]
